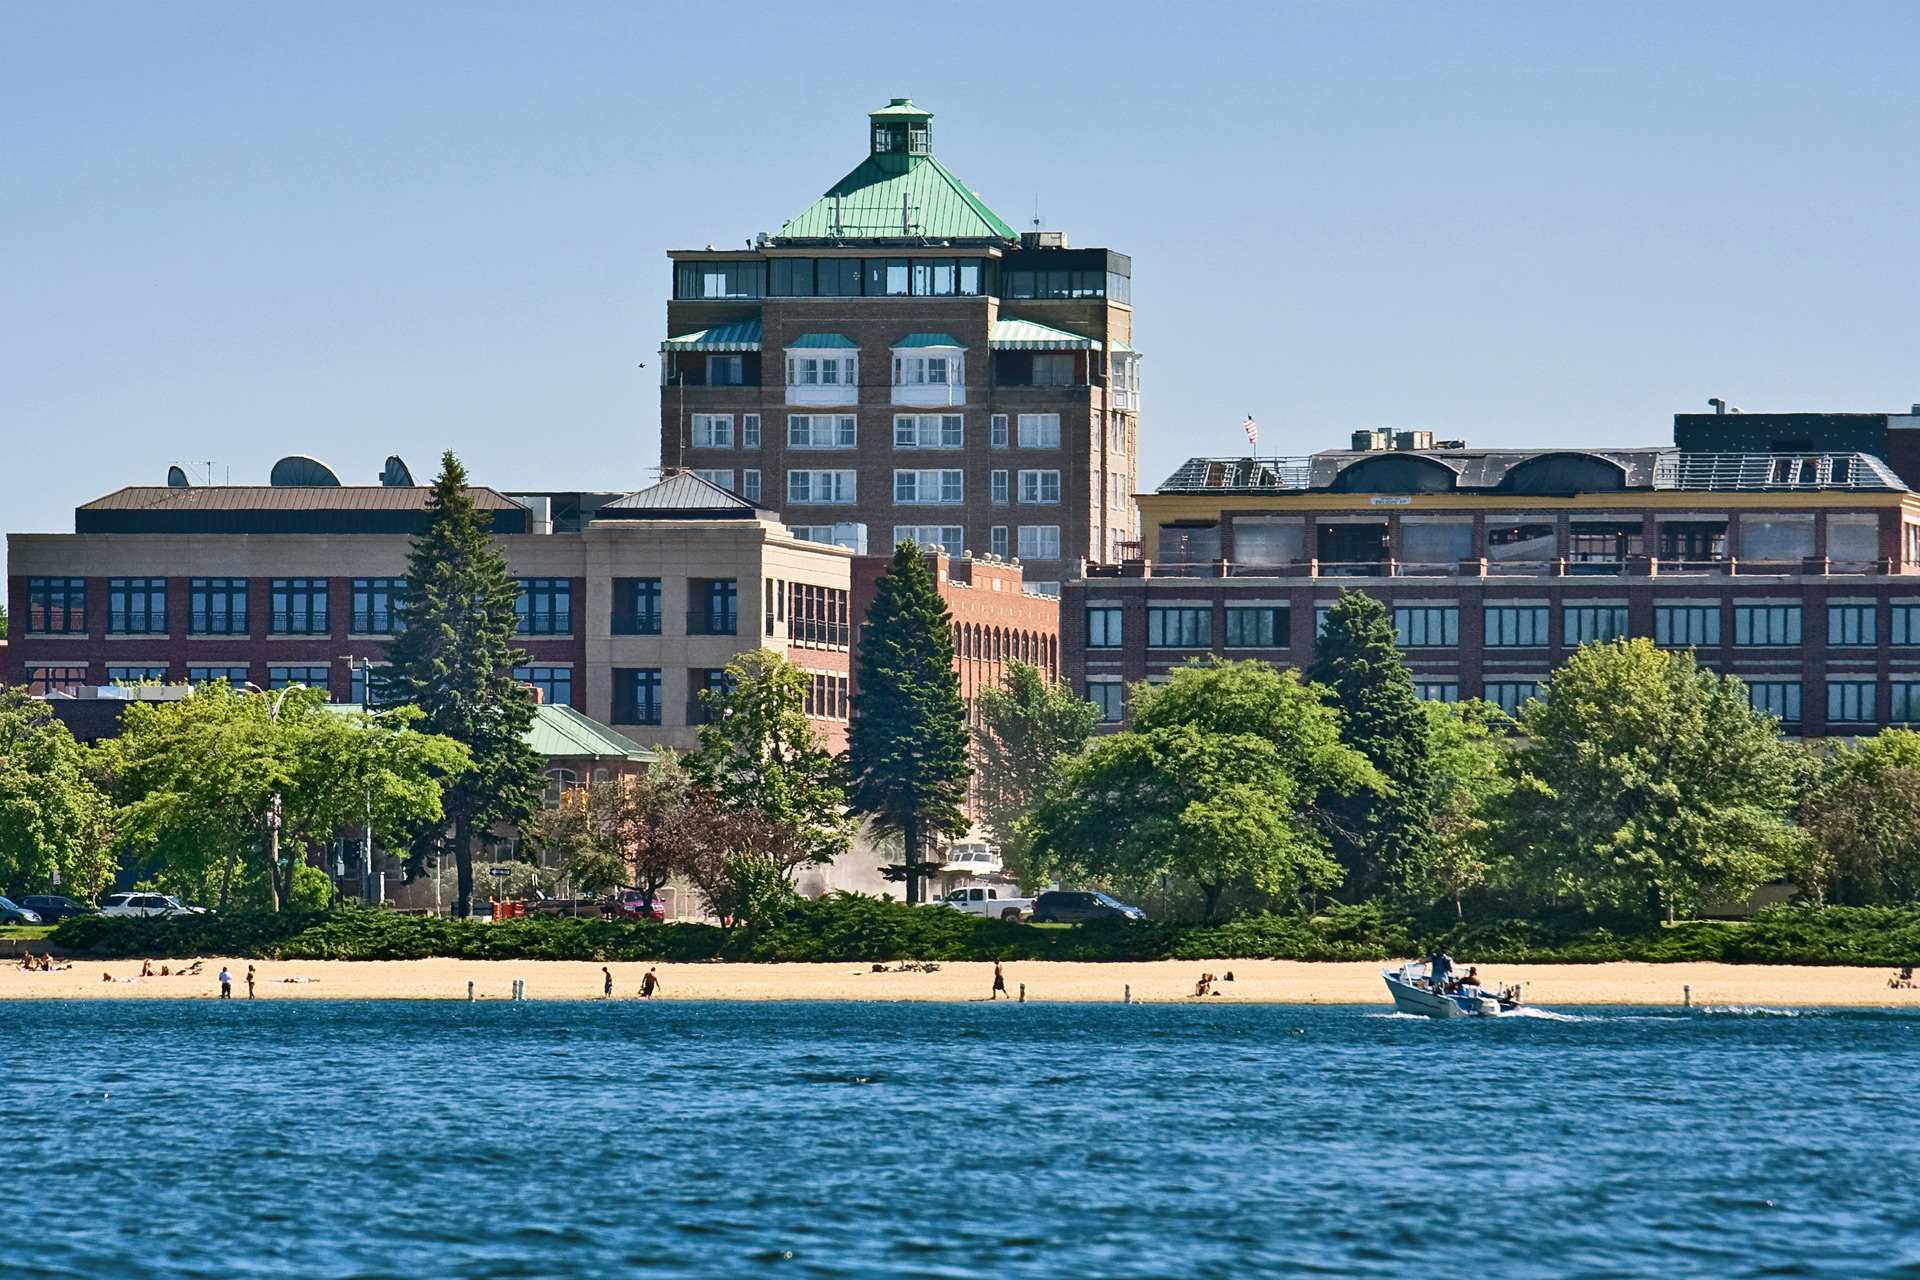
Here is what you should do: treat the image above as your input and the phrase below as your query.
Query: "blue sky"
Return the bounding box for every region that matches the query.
[3,2,1917,569]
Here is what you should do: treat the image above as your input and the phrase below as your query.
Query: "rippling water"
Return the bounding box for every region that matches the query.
[12,999,1920,1279]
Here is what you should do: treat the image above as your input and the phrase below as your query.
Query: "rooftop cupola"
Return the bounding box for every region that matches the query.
[869,98,932,166]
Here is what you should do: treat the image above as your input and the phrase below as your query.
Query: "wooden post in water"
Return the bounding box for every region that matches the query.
[1124,984,1131,1004]
[1683,985,1691,1008]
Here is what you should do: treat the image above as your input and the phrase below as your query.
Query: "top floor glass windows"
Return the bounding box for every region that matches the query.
[191,579,247,635]
[673,260,765,300]
[516,579,572,635]
[108,579,166,634]
[270,579,328,635]
[766,257,983,298]
[352,578,405,634]
[27,578,86,633]
[1000,269,1110,299]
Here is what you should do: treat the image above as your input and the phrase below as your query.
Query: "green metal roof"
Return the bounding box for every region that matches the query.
[525,704,658,763]
[780,153,1018,242]
[1111,339,1140,356]
[784,332,860,349]
[989,318,1100,351]
[869,97,932,120]
[660,319,762,352]
[893,332,965,349]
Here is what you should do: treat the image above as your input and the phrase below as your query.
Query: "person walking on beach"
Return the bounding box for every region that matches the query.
[991,962,1008,1000]
[639,968,660,998]
[218,967,232,998]
[246,965,256,998]
[603,967,613,997]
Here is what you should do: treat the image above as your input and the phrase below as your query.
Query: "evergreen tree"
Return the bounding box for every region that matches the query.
[846,541,972,903]
[1307,589,1437,898]
[973,659,1100,889]
[384,451,544,916]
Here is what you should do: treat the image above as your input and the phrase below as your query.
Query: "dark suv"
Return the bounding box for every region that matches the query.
[21,896,95,921]
[1031,891,1146,924]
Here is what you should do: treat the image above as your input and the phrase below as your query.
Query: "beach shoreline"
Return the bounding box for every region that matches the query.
[5,958,1919,1006]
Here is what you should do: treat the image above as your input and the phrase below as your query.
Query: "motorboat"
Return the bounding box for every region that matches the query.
[1383,961,1524,1018]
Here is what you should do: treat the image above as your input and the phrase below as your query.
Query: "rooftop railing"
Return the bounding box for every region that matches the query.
[1086,557,1908,580]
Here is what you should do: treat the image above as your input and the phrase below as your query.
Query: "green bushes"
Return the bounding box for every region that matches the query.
[48,898,1920,966]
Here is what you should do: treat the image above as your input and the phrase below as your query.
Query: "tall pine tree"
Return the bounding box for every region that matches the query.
[1306,588,1436,898]
[384,451,544,916]
[847,541,972,903]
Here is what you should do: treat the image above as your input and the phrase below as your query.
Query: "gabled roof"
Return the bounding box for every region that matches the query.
[779,154,1018,242]
[660,319,761,352]
[784,332,859,349]
[990,318,1100,351]
[594,472,768,520]
[525,704,658,763]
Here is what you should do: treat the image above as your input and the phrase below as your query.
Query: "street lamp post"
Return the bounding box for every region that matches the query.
[245,681,303,911]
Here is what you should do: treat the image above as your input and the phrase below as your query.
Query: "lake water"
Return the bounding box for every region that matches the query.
[12,999,1920,1279]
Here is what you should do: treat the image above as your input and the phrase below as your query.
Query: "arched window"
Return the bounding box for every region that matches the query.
[1326,454,1461,494]
[1496,453,1628,496]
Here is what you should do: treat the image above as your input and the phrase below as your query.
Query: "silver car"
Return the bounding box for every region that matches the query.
[98,893,204,918]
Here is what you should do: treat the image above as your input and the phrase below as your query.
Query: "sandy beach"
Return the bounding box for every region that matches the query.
[4,957,1919,1005]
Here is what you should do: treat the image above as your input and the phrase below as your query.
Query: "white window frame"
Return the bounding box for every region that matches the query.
[785,354,857,386]
[691,414,733,449]
[693,469,735,493]
[741,470,761,504]
[787,470,857,504]
[1016,525,1061,560]
[991,470,1009,505]
[990,525,1009,558]
[893,525,964,557]
[990,414,1009,448]
[787,415,858,448]
[1017,413,1061,448]
[1018,470,1062,504]
[741,414,761,449]
[894,470,964,505]
[893,414,964,448]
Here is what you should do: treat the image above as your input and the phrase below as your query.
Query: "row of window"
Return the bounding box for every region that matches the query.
[1083,603,1920,650]
[691,412,1065,450]
[675,257,1127,302]
[30,661,580,710]
[607,666,848,727]
[775,469,1067,506]
[24,577,570,636]
[1083,675,1917,727]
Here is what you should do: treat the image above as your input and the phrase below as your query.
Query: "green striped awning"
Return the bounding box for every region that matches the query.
[660,319,762,353]
[1111,339,1140,355]
[784,332,859,349]
[891,332,966,349]
[989,318,1101,351]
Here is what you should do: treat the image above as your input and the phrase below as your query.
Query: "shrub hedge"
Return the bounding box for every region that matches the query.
[48,899,1920,967]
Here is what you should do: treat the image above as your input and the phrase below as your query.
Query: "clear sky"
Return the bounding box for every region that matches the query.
[3,2,1917,571]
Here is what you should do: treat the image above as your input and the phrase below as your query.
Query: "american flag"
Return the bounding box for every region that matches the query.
[1243,415,1258,448]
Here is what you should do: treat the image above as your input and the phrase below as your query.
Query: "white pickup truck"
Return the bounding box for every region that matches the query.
[930,886,1033,921]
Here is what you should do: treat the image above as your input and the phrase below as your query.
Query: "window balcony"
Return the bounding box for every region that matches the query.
[787,383,859,407]
[891,381,966,408]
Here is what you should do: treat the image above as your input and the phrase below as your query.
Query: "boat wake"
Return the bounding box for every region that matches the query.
[1698,1005,1803,1018]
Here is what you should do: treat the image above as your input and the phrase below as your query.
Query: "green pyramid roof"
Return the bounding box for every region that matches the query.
[779,100,1017,243]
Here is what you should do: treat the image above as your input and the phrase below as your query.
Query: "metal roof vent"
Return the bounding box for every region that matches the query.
[269,455,342,487]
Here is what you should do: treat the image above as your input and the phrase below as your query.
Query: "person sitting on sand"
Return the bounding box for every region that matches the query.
[1193,973,1213,997]
[19,949,35,970]
[140,960,154,977]
[102,971,113,982]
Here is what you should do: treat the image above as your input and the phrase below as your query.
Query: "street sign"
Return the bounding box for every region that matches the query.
[488,868,513,877]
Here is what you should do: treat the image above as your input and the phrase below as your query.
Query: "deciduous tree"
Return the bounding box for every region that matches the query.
[1802,729,1920,905]
[384,451,545,915]
[972,658,1099,889]
[846,542,971,903]
[1498,638,1803,921]
[0,688,114,900]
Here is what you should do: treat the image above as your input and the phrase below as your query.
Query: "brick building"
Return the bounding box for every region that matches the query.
[1065,409,1920,738]
[7,465,857,753]
[659,98,1141,590]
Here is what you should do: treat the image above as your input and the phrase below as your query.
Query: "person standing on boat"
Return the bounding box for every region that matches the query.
[1427,950,1454,992]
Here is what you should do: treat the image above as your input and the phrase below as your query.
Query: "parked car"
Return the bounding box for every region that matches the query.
[98,893,205,918]
[528,896,603,919]
[606,891,666,923]
[0,897,43,925]
[21,895,96,921]
[1030,890,1147,924]
[931,886,1032,922]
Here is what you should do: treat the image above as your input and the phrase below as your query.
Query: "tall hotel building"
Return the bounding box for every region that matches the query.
[659,99,1140,592]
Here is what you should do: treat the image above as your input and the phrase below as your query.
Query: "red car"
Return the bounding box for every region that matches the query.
[608,892,666,923]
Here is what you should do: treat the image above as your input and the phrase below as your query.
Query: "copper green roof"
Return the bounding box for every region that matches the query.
[525,704,658,763]
[660,319,761,352]
[892,332,965,349]
[783,332,860,349]
[780,155,1017,242]
[869,98,933,120]
[989,318,1100,351]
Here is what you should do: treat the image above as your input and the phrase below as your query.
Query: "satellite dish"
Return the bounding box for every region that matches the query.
[381,455,415,487]
[269,455,343,487]
[166,465,191,488]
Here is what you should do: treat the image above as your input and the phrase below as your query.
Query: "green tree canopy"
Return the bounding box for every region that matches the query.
[1802,728,1920,905]
[1498,638,1804,921]
[104,683,468,910]
[384,450,545,915]
[690,649,854,876]
[1403,699,1510,916]
[972,658,1099,889]
[1307,589,1437,897]
[0,688,114,900]
[1025,660,1370,919]
[846,541,972,903]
